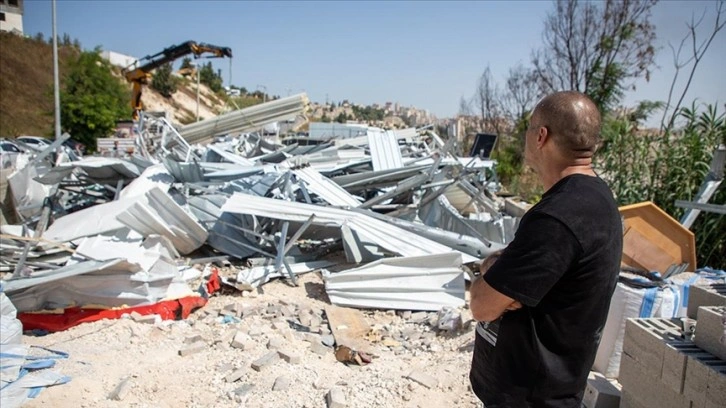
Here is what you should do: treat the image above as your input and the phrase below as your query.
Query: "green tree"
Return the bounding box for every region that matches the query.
[595,103,726,267]
[532,0,657,111]
[180,57,193,70]
[150,62,178,98]
[199,61,223,92]
[60,50,129,151]
[335,112,348,123]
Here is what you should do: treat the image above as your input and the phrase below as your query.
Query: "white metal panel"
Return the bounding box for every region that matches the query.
[323,252,465,311]
[116,187,208,254]
[292,166,360,207]
[179,94,309,145]
[367,128,403,171]
[220,193,477,262]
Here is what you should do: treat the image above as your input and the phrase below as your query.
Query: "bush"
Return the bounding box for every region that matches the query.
[595,103,725,268]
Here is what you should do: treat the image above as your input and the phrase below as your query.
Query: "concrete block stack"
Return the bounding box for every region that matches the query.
[619,290,726,408]
[686,283,726,319]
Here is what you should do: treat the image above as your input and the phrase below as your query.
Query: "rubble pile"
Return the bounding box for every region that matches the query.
[0,93,521,333]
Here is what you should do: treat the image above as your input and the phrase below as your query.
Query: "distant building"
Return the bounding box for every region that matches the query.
[100,50,138,69]
[309,122,369,141]
[0,0,24,34]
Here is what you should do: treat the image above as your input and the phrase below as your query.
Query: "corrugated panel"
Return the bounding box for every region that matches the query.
[323,252,466,311]
[220,193,477,262]
[292,167,360,207]
[116,187,208,255]
[367,128,403,171]
[179,94,309,145]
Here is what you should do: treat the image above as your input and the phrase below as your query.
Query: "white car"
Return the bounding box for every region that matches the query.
[0,139,24,169]
[16,136,53,152]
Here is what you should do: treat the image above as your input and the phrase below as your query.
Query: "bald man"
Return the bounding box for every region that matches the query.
[469,91,623,407]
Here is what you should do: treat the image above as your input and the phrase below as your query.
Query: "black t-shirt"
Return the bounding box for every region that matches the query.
[470,174,623,407]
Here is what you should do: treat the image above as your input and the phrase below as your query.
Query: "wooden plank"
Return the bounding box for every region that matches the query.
[324,305,373,354]
[622,227,678,273]
[619,201,697,272]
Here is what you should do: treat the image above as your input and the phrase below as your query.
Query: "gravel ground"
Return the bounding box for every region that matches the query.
[23,271,482,408]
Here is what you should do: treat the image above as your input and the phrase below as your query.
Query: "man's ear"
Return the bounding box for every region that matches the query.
[537,126,548,149]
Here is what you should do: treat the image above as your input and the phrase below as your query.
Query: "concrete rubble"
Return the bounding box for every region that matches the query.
[2,94,725,407]
[1,94,514,319]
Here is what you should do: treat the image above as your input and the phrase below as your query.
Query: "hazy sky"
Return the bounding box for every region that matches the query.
[22,0,726,119]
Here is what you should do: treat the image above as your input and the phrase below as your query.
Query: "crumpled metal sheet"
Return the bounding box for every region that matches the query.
[323,252,465,311]
[291,166,360,207]
[116,187,208,255]
[220,193,477,263]
[2,258,192,313]
[187,195,261,260]
[368,128,404,171]
[236,260,335,289]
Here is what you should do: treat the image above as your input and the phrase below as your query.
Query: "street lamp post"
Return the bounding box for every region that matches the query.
[52,0,61,140]
[190,61,200,122]
[256,84,267,103]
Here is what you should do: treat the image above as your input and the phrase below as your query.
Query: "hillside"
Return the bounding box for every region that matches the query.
[0,32,239,137]
[0,32,78,137]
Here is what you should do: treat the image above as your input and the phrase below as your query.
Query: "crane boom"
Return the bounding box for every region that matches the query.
[123,40,232,120]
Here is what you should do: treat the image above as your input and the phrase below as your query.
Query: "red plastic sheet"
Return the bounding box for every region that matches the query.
[18,267,221,332]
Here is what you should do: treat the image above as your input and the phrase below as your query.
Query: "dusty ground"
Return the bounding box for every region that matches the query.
[23,271,482,408]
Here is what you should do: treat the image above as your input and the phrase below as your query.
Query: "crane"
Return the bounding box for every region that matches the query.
[122,40,233,120]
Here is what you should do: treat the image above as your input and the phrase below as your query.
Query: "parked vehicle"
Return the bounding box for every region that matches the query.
[16,136,52,152]
[0,138,24,169]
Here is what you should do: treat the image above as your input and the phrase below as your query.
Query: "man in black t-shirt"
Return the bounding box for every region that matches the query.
[469,91,623,408]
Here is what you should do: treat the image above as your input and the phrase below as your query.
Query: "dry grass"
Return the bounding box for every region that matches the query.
[0,32,79,137]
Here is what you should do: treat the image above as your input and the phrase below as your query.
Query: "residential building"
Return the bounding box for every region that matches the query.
[0,0,23,34]
[100,50,138,69]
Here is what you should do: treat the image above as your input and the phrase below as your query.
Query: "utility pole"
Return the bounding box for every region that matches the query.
[196,65,200,122]
[52,0,61,140]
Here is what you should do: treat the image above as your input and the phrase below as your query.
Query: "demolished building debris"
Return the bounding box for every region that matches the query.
[2,94,725,407]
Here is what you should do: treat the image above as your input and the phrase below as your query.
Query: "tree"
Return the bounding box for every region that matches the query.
[458,95,472,116]
[60,50,129,151]
[532,0,657,111]
[34,32,44,43]
[180,57,193,70]
[502,63,541,123]
[199,61,223,92]
[473,66,503,134]
[150,62,178,98]
[660,1,725,131]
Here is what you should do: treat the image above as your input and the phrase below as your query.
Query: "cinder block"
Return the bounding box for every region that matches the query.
[267,337,284,350]
[623,319,682,378]
[179,341,206,357]
[277,349,301,364]
[705,364,726,408]
[406,371,438,389]
[273,375,291,391]
[225,368,246,383]
[662,340,700,394]
[326,386,346,408]
[687,284,726,319]
[231,331,251,350]
[251,351,279,372]
[694,306,726,361]
[310,341,329,356]
[683,352,721,407]
[619,353,691,408]
[582,372,620,408]
[619,391,647,408]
